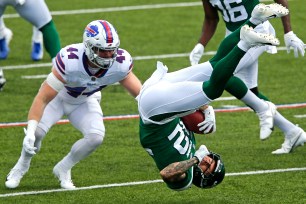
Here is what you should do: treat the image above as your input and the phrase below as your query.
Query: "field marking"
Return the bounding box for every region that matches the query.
[1,47,290,70]
[1,102,305,128]
[295,114,306,118]
[0,167,305,198]
[1,0,284,19]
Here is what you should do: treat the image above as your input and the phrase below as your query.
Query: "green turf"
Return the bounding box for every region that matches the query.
[1,0,306,203]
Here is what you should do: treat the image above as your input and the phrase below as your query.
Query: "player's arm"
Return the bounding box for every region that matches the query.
[190,0,219,65]
[160,157,199,183]
[119,71,142,98]
[198,0,220,47]
[160,145,210,183]
[23,68,65,155]
[274,0,305,57]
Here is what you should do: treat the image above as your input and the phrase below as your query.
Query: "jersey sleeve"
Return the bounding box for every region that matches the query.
[53,47,68,80]
[116,48,134,78]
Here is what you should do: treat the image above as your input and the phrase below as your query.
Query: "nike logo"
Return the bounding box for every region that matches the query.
[267,14,277,19]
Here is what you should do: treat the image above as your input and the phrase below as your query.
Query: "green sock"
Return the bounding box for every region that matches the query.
[203,46,246,100]
[39,20,61,59]
[225,76,248,99]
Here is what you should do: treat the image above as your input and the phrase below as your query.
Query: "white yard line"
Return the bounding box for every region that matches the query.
[0,167,305,198]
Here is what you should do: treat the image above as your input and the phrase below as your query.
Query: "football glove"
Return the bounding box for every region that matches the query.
[189,43,204,65]
[194,145,210,164]
[284,31,305,58]
[197,106,216,134]
[23,128,37,155]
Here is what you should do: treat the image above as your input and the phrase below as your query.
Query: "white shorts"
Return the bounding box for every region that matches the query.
[38,91,105,136]
[138,62,213,124]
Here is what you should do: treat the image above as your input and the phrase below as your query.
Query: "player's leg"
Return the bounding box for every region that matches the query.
[14,0,61,60]
[53,94,104,189]
[31,26,44,61]
[0,16,13,59]
[5,97,64,189]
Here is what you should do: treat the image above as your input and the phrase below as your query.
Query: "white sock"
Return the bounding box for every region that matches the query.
[274,111,297,135]
[32,26,43,43]
[240,90,268,113]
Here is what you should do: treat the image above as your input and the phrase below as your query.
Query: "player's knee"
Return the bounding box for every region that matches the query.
[85,133,104,149]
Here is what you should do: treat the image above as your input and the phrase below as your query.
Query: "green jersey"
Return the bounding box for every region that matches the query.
[139,117,196,190]
[209,0,259,31]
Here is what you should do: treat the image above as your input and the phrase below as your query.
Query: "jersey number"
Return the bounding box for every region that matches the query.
[211,0,248,23]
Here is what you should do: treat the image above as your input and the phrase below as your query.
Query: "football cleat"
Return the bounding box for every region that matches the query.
[257,101,276,140]
[53,163,76,189]
[251,3,289,23]
[0,68,6,91]
[5,164,29,189]
[240,25,280,47]
[272,126,306,154]
[0,28,13,59]
[31,41,43,61]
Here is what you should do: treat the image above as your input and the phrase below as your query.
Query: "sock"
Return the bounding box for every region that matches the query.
[39,20,61,58]
[240,90,268,113]
[32,26,43,43]
[274,111,297,134]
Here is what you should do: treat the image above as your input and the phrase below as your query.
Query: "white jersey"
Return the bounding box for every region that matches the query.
[53,43,133,104]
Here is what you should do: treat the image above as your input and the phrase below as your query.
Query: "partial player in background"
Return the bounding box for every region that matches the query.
[5,20,142,189]
[138,4,283,190]
[189,0,305,154]
[0,0,61,91]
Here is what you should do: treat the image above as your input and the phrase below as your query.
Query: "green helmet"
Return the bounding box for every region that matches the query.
[192,152,225,189]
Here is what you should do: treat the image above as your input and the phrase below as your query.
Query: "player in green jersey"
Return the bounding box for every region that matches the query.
[138,4,285,190]
[190,0,305,154]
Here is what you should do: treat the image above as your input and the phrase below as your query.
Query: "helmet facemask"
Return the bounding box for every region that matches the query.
[192,152,225,189]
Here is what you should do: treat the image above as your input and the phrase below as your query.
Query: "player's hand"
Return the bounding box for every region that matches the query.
[23,128,37,155]
[189,43,204,65]
[284,31,305,58]
[194,145,210,163]
[197,106,216,134]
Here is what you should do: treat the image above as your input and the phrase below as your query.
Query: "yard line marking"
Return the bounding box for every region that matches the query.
[0,167,305,198]
[1,47,290,70]
[295,114,306,118]
[1,0,282,19]
[1,102,305,128]
[3,2,202,18]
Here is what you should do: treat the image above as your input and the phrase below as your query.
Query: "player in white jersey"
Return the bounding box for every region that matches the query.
[5,20,142,189]
[189,1,306,154]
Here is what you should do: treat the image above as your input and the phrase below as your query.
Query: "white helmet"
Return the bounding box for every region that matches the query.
[83,20,120,69]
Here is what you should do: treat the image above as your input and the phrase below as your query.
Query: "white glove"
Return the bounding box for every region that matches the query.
[189,43,204,65]
[284,31,305,58]
[23,120,38,155]
[194,145,210,163]
[197,106,216,134]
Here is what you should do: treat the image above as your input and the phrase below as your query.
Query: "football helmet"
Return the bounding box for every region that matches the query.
[192,152,225,189]
[83,20,120,69]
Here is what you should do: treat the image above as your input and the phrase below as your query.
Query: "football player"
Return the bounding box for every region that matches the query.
[0,0,61,61]
[5,20,142,189]
[189,0,306,154]
[138,4,286,190]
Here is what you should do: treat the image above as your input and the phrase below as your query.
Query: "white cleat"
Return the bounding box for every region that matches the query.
[272,126,306,154]
[257,101,276,140]
[5,165,29,189]
[53,163,76,189]
[251,3,289,23]
[240,25,280,47]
